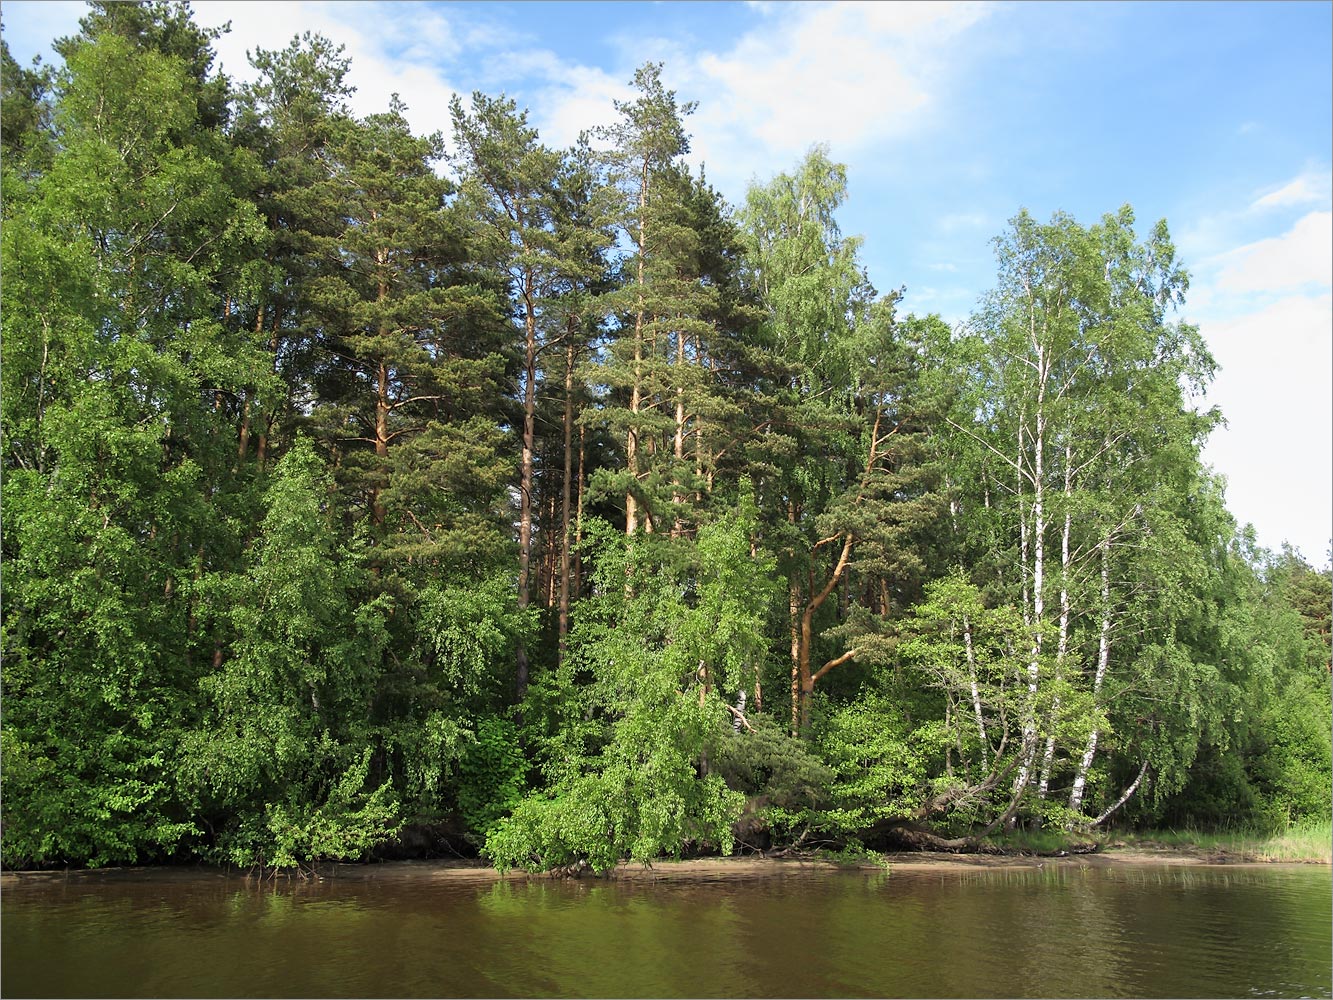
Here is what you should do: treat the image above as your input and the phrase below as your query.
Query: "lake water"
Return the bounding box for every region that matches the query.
[2,859,1329,998]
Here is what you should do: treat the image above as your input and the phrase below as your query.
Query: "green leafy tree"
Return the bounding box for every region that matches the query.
[178,439,400,866]
[739,149,937,733]
[484,499,775,872]
[1,19,264,867]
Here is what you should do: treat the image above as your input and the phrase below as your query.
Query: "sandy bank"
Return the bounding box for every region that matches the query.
[5,846,1321,887]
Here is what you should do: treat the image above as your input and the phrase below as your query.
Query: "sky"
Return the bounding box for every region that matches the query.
[4,0,1330,566]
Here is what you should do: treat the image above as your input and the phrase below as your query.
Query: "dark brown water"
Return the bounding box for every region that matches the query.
[2,861,1329,998]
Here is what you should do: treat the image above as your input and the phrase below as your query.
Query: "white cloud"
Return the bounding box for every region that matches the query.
[1186,191,1332,563]
[194,1,463,142]
[1251,169,1332,211]
[516,57,631,150]
[513,1,990,197]
[689,2,987,174]
[1212,210,1333,295]
[938,212,990,232]
[1200,291,1333,563]
[7,0,990,199]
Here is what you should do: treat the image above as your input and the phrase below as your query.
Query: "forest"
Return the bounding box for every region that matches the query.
[2,2,1329,873]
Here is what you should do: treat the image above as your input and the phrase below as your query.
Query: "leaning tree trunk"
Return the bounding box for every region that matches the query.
[1091,758,1149,826]
[1069,536,1113,818]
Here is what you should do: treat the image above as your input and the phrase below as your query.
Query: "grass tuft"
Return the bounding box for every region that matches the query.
[1124,817,1332,863]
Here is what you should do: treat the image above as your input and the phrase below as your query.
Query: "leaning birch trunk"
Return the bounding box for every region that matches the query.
[1091,758,1149,826]
[1068,536,1113,818]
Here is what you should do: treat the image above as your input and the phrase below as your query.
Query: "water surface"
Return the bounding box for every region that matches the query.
[3,861,1329,998]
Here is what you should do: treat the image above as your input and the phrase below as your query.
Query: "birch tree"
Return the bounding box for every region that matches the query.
[739,149,935,733]
[953,207,1217,827]
[1,21,265,865]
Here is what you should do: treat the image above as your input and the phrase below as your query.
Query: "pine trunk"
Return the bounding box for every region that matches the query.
[557,335,576,665]
[515,275,538,701]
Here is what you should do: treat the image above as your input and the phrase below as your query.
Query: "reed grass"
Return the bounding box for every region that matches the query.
[1126,817,1332,863]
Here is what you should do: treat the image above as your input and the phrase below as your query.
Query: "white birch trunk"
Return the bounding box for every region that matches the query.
[1038,443,1074,799]
[1092,758,1149,826]
[1016,343,1047,793]
[963,614,989,769]
[1069,536,1113,816]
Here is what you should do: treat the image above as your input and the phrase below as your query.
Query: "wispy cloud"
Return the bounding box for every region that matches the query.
[1213,210,1333,295]
[937,211,990,232]
[186,1,995,199]
[1251,169,1333,211]
[197,1,465,141]
[504,1,991,195]
[1200,290,1333,562]
[687,2,988,183]
[523,60,630,150]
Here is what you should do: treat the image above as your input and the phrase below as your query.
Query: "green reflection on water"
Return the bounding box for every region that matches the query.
[3,865,1329,998]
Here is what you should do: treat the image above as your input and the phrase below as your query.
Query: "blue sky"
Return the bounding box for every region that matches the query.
[5,1,1330,565]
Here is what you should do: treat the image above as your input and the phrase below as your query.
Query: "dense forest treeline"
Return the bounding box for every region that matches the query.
[2,2,1328,872]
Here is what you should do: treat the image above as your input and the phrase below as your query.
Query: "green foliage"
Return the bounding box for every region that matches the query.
[738,144,873,388]
[713,716,834,810]
[456,716,527,841]
[821,840,893,871]
[253,750,402,869]
[812,691,947,836]
[417,575,536,699]
[483,506,774,871]
[1250,676,1333,824]
[176,440,400,866]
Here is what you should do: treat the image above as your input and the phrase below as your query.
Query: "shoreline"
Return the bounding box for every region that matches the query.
[3,846,1326,885]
